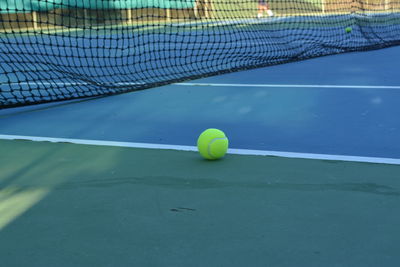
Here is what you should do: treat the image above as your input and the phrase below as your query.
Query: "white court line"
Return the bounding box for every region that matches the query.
[4,82,400,90]
[1,134,399,165]
[176,83,400,89]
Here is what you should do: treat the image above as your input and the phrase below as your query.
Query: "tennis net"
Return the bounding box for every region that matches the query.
[1,0,400,108]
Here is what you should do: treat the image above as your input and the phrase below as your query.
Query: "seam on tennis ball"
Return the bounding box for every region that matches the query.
[207,137,227,158]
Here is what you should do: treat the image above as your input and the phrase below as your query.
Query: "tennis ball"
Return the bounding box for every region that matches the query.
[197,128,229,160]
[345,27,352,33]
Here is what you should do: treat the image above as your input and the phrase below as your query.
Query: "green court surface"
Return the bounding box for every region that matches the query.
[1,139,399,266]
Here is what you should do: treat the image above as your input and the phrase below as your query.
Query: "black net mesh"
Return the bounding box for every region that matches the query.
[1,0,400,108]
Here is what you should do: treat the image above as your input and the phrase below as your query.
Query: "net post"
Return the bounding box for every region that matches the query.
[194,0,199,18]
[32,11,38,30]
[384,0,390,11]
[204,0,212,18]
[127,9,133,24]
[166,8,172,21]
[204,0,209,18]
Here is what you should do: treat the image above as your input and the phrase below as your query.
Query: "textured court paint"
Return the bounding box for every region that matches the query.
[0,139,400,266]
[176,83,400,89]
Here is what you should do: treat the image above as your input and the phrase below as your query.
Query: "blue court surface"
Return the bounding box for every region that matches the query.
[1,45,400,161]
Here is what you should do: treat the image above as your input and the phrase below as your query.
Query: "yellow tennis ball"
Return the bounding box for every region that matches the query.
[197,128,229,160]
